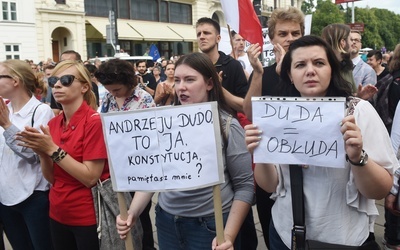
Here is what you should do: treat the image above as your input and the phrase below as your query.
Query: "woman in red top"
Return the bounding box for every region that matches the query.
[17,60,109,250]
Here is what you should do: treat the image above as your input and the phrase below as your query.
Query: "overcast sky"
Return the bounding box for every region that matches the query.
[343,0,400,14]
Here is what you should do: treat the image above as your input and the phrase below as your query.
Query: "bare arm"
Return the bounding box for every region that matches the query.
[341,115,393,199]
[223,87,244,113]
[17,125,105,188]
[243,44,263,121]
[38,154,55,184]
[153,82,165,105]
[117,192,154,240]
[213,200,250,250]
[244,124,279,192]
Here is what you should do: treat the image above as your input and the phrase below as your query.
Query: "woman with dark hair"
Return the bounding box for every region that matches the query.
[16,60,109,250]
[95,58,155,250]
[0,59,54,250]
[116,53,254,250]
[245,35,396,249]
[95,59,155,113]
[279,34,353,98]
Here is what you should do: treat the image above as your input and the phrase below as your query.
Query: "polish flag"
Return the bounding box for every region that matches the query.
[220,0,263,46]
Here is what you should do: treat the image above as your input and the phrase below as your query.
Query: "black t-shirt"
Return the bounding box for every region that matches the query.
[389,70,400,124]
[260,63,281,96]
[141,73,157,92]
[215,51,248,98]
[377,68,390,82]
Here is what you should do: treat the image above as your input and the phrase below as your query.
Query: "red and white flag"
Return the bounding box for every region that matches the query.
[220,0,263,46]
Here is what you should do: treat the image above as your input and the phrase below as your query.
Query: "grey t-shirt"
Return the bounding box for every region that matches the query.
[158,111,254,217]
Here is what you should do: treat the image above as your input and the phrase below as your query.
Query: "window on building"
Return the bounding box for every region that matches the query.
[84,0,111,17]
[85,0,192,24]
[160,1,168,22]
[55,0,66,4]
[2,1,16,21]
[169,2,191,24]
[5,44,20,59]
[131,0,158,21]
[118,0,130,19]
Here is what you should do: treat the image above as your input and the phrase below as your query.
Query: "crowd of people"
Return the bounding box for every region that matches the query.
[1,5,400,250]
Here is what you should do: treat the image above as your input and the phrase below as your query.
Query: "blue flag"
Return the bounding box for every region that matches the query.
[149,44,160,61]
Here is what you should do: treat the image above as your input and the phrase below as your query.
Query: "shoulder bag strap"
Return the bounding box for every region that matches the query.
[290,165,306,250]
[31,103,43,127]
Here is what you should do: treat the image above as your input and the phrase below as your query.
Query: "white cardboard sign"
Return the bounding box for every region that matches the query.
[252,97,346,168]
[101,102,225,192]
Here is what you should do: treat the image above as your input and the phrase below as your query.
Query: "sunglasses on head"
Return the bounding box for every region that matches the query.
[48,75,79,88]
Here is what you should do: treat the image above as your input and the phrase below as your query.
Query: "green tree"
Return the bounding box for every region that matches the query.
[301,0,315,15]
[311,0,345,36]
[372,8,400,50]
[353,7,381,50]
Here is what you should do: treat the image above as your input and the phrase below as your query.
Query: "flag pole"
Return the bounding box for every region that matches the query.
[227,24,237,60]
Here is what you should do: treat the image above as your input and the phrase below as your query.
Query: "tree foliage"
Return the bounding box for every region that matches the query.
[311,0,345,36]
[310,0,400,50]
[301,0,315,15]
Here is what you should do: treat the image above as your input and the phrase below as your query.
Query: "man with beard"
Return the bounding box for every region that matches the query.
[350,31,377,87]
[136,60,157,96]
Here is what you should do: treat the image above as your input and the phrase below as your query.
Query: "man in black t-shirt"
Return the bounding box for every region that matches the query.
[136,60,157,96]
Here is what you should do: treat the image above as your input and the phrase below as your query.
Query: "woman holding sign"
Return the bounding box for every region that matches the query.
[116,52,254,250]
[95,58,156,250]
[16,60,110,250]
[245,35,397,249]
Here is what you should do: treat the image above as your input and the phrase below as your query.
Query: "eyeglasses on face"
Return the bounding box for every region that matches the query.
[350,38,361,43]
[48,75,80,88]
[0,75,13,79]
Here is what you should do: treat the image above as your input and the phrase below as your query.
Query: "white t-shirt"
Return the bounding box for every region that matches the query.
[237,53,253,76]
[0,96,54,205]
[271,99,398,247]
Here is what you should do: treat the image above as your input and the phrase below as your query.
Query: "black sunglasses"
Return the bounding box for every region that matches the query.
[48,75,79,88]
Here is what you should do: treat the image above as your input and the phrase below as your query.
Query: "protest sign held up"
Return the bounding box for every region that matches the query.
[101,102,225,192]
[252,97,347,168]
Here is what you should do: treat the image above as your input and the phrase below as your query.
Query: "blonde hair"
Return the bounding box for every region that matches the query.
[51,60,97,110]
[0,59,40,97]
[35,71,47,98]
[321,24,350,55]
[268,6,305,40]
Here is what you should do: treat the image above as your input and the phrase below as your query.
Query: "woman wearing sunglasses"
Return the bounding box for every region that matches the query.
[0,59,54,250]
[16,60,110,250]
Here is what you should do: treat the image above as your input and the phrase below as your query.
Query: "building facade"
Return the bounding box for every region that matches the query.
[0,0,303,63]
